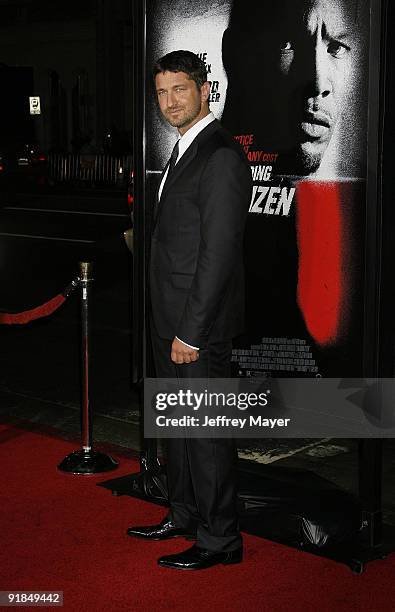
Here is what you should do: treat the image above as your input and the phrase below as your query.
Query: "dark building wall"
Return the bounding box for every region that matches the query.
[96,0,133,154]
[0,0,132,153]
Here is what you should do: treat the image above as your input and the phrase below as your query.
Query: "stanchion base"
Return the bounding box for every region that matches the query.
[58,449,119,474]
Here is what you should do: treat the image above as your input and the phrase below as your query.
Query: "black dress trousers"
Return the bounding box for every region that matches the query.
[150,322,242,553]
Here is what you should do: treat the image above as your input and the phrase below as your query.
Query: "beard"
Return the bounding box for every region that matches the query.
[164,102,201,130]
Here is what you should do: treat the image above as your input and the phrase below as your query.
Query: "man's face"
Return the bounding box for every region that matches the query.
[155,71,209,134]
[277,0,357,173]
[224,0,360,174]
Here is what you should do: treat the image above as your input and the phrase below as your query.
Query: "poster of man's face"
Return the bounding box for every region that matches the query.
[147,0,368,179]
[222,0,369,178]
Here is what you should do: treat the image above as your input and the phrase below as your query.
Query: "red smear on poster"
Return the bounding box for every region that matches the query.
[296,181,343,346]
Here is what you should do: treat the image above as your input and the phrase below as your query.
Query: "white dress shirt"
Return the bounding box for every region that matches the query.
[158,111,216,351]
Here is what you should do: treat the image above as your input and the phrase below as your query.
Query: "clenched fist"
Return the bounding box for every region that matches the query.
[171,337,199,364]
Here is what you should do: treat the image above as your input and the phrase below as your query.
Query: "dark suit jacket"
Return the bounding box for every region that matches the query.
[150,119,252,348]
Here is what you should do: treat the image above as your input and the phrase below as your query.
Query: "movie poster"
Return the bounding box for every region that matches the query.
[145,0,373,378]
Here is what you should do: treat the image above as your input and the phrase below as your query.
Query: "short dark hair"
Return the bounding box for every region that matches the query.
[152,50,207,88]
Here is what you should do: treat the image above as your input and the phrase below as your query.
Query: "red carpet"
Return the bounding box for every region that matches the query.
[0,421,394,612]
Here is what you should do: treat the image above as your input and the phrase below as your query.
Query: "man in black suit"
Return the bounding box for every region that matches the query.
[127,50,252,570]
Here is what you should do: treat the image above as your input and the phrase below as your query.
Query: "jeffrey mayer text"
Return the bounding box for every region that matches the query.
[156,415,290,429]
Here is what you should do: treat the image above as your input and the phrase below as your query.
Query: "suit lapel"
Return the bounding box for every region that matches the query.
[160,140,198,200]
[153,140,198,228]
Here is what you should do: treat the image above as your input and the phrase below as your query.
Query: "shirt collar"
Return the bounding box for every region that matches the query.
[177,112,215,160]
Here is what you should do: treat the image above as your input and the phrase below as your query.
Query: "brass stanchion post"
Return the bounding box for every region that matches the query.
[58,262,118,474]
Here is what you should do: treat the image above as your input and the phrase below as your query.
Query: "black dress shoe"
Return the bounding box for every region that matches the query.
[157,544,243,570]
[126,517,196,541]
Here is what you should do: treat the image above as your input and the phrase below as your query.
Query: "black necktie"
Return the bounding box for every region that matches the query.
[163,140,179,188]
[156,141,180,215]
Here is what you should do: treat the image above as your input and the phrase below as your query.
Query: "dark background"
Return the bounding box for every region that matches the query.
[0,0,138,448]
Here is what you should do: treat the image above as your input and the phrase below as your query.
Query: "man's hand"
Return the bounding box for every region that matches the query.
[171,337,199,364]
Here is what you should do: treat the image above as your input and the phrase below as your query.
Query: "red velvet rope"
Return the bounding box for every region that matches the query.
[0,294,67,324]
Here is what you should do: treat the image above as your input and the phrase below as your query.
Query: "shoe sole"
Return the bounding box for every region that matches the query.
[158,557,243,570]
[126,532,196,541]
